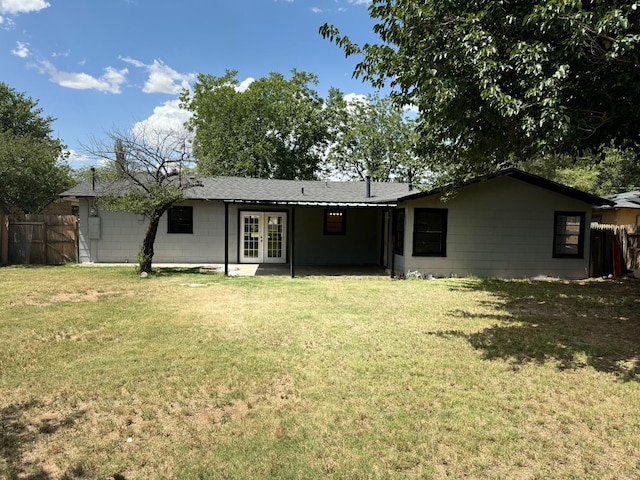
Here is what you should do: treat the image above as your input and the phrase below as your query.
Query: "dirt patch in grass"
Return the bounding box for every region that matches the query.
[18,290,134,307]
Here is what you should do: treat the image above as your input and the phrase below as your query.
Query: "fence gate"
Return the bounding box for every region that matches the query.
[590,224,639,277]
[3,214,78,265]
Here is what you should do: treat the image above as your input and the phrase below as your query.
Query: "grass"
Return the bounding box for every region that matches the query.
[0,266,639,479]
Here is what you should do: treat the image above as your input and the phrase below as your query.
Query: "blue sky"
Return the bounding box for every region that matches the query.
[1,0,381,168]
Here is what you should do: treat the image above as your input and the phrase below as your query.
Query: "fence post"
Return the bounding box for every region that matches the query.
[44,215,49,265]
[0,215,8,266]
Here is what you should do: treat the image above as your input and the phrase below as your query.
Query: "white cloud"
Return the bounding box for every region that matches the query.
[403,104,419,115]
[344,92,368,104]
[311,7,322,13]
[0,0,50,14]
[132,99,192,140]
[65,149,91,167]
[237,77,255,92]
[348,0,371,4]
[121,57,196,94]
[52,49,70,58]
[36,59,128,93]
[11,40,29,57]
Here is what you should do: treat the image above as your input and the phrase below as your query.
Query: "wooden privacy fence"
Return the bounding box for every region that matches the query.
[590,224,639,277]
[0,214,78,266]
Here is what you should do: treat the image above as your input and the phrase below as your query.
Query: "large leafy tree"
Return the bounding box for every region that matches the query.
[524,146,640,196]
[325,90,420,182]
[320,1,640,179]
[83,127,199,273]
[0,82,72,213]
[182,69,330,180]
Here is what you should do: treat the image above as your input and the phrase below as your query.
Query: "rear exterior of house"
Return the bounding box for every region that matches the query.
[64,170,611,279]
[392,175,600,279]
[77,199,387,266]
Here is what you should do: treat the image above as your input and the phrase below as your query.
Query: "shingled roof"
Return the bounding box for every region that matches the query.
[600,190,640,209]
[61,169,614,207]
[61,176,411,206]
[397,168,614,206]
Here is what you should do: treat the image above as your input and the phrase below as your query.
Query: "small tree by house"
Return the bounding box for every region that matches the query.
[83,126,199,273]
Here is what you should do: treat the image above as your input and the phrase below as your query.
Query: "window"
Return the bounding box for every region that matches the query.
[393,209,405,255]
[553,212,585,258]
[168,206,193,234]
[413,208,447,256]
[324,209,346,235]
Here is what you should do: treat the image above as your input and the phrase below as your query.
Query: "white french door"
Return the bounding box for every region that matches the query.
[240,212,287,263]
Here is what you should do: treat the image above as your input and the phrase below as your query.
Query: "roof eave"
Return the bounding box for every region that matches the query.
[397,168,615,206]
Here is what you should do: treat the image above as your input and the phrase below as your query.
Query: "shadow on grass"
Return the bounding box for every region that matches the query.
[449,278,640,381]
[0,400,87,479]
[151,266,222,277]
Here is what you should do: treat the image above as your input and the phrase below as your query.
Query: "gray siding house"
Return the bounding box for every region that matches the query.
[61,169,612,279]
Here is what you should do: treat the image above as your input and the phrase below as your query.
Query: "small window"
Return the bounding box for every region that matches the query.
[553,212,585,258]
[168,206,193,234]
[324,209,346,235]
[393,209,405,255]
[413,208,447,256]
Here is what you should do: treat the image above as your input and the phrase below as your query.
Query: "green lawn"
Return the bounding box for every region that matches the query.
[1,266,639,479]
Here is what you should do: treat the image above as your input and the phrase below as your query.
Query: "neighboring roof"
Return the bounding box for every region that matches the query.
[398,168,614,207]
[598,190,640,210]
[61,176,411,206]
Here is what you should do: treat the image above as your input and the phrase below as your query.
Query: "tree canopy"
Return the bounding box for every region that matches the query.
[523,145,640,196]
[83,127,199,273]
[320,0,640,179]
[324,90,419,182]
[0,82,72,213]
[182,69,330,180]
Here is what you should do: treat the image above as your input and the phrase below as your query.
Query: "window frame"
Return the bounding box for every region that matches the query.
[412,208,448,257]
[324,209,346,235]
[393,208,405,255]
[167,205,194,234]
[552,211,585,258]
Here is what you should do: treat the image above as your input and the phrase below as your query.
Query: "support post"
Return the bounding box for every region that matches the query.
[0,214,8,266]
[224,202,229,276]
[289,206,296,278]
[390,208,396,279]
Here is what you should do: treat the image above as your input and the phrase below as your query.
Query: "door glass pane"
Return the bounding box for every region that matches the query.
[243,215,260,258]
[267,215,283,258]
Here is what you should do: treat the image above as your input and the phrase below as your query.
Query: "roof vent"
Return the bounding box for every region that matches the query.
[365,176,371,198]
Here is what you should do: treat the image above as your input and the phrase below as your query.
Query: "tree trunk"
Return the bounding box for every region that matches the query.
[138,214,161,273]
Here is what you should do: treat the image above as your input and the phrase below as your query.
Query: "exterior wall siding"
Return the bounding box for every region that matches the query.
[79,200,229,264]
[76,201,384,266]
[397,177,594,279]
[596,208,640,226]
[294,207,383,265]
